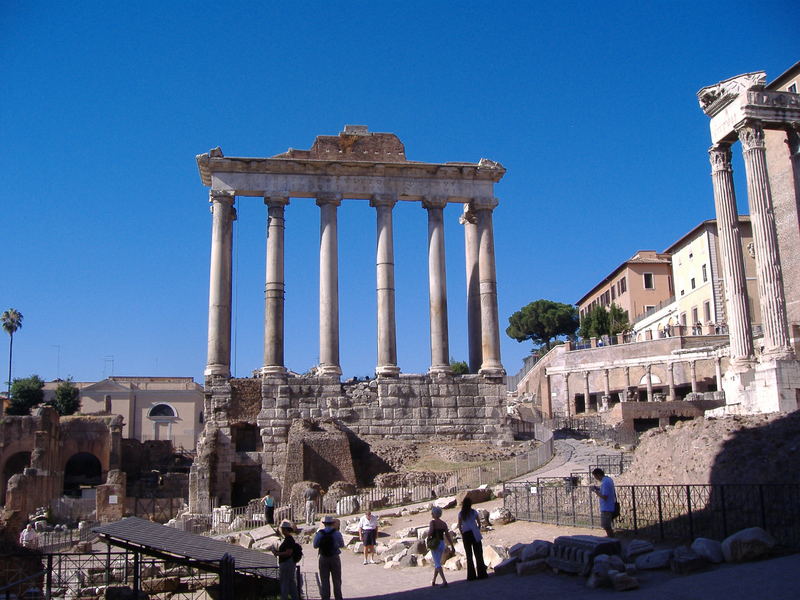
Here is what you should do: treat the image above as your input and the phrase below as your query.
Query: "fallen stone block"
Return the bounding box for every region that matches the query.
[398,553,417,568]
[691,537,724,564]
[444,556,463,571]
[508,542,527,557]
[456,488,493,506]
[488,507,514,525]
[635,549,673,570]
[516,558,547,576]
[483,544,509,568]
[722,527,776,563]
[433,496,457,510]
[611,572,640,591]
[670,546,709,575]
[623,539,654,561]
[492,557,518,576]
[521,540,552,561]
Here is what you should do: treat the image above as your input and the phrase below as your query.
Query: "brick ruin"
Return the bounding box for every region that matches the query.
[189,373,510,512]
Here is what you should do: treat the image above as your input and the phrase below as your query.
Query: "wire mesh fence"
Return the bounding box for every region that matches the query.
[504,480,800,548]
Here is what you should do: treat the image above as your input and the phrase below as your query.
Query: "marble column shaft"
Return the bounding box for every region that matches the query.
[603,369,610,397]
[461,205,482,373]
[372,195,400,376]
[737,120,794,360]
[646,365,654,402]
[715,357,723,390]
[317,194,342,376]
[205,190,236,378]
[475,198,504,376]
[424,197,451,373]
[263,196,289,374]
[690,361,698,392]
[709,143,754,363]
[563,373,571,417]
[667,363,676,401]
[583,372,591,409]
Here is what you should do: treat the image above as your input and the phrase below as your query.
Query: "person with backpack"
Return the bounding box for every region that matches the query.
[313,515,345,600]
[272,520,300,600]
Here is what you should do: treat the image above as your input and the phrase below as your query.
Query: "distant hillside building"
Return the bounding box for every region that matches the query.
[43,376,203,450]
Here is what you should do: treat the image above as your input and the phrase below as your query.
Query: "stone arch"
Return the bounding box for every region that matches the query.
[1,451,31,505]
[63,452,103,497]
[148,403,176,417]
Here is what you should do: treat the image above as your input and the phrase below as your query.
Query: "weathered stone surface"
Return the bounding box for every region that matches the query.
[492,556,518,576]
[456,488,493,505]
[670,546,709,575]
[483,544,509,568]
[398,553,417,568]
[722,527,776,562]
[508,542,527,557]
[691,537,724,563]
[623,539,654,561]
[635,549,673,570]
[433,496,457,509]
[488,507,513,525]
[611,571,640,591]
[521,540,552,561]
[444,556,463,571]
[516,558,547,576]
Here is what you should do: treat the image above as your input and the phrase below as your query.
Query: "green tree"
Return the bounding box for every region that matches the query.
[449,359,469,375]
[506,300,579,351]
[49,378,81,416]
[6,374,44,416]
[1,308,23,406]
[608,303,630,336]
[580,303,629,339]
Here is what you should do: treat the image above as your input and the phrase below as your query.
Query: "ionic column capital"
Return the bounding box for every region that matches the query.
[264,195,290,208]
[472,196,499,211]
[709,143,733,173]
[422,196,448,210]
[209,189,235,204]
[316,193,342,207]
[736,119,766,151]
[370,193,397,209]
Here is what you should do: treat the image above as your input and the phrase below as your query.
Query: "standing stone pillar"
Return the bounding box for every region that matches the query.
[667,363,676,401]
[317,194,342,376]
[603,369,610,398]
[622,366,631,402]
[371,194,400,376]
[544,374,553,417]
[690,361,698,393]
[423,197,451,374]
[645,365,654,402]
[563,373,571,417]
[263,196,289,375]
[583,371,591,412]
[709,143,754,364]
[460,204,482,373]
[474,197,504,376]
[736,120,795,360]
[715,357,723,391]
[205,190,236,378]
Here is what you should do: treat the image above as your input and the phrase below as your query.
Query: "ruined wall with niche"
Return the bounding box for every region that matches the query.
[281,419,356,497]
[189,373,510,512]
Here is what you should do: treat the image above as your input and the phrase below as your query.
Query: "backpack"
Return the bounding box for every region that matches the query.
[612,501,621,520]
[318,529,337,557]
[292,540,303,563]
[426,530,442,551]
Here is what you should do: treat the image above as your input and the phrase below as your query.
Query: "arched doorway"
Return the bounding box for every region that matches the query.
[63,452,103,497]
[1,451,31,505]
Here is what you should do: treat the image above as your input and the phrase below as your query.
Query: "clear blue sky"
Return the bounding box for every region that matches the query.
[2,2,797,384]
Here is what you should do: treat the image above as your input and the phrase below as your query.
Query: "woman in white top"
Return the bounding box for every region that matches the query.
[457,498,487,580]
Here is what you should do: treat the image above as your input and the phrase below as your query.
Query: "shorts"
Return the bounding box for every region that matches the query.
[362,529,377,546]
[600,511,614,530]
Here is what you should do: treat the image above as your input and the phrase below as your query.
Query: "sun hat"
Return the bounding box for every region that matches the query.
[322,515,336,524]
[279,520,294,530]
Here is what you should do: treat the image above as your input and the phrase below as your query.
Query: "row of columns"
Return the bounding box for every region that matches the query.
[708,119,794,366]
[205,191,504,378]
[550,357,722,415]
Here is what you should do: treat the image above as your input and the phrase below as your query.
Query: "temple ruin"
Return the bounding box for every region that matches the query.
[189,127,513,511]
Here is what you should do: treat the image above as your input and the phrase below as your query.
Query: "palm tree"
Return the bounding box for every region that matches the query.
[2,308,23,411]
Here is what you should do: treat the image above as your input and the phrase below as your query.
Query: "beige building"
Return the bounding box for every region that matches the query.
[576,250,673,323]
[43,376,203,450]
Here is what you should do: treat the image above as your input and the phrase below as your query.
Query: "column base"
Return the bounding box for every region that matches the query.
[479,363,506,378]
[204,364,231,378]
[376,365,400,377]
[260,365,288,377]
[428,364,453,376]
[317,364,342,377]
[759,346,796,362]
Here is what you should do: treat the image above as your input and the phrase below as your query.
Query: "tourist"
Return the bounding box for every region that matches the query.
[428,506,454,587]
[313,515,344,600]
[272,520,300,600]
[304,483,320,525]
[457,498,487,580]
[19,523,39,549]
[358,508,379,564]
[263,490,275,525]
[591,467,617,537]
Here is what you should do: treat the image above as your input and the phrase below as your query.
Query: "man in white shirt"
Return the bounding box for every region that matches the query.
[19,523,39,549]
[358,509,379,564]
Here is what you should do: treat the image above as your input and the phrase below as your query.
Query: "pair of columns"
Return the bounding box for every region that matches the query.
[709,119,794,366]
[205,191,504,378]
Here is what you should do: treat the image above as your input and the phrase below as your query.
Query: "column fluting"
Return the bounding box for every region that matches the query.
[372,194,400,376]
[709,143,755,365]
[475,197,504,377]
[317,194,342,376]
[205,190,236,378]
[423,197,451,374]
[460,204,482,373]
[263,196,289,375]
[737,120,795,360]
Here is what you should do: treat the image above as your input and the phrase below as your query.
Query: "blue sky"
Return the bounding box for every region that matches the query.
[2,1,797,383]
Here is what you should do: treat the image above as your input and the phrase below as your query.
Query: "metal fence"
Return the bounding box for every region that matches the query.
[545,416,640,447]
[504,480,800,548]
[593,454,633,475]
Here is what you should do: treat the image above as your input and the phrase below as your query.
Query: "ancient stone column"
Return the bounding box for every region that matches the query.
[603,369,610,398]
[317,194,342,376]
[736,120,795,361]
[667,363,676,401]
[563,373,571,417]
[583,371,591,411]
[460,204,482,373]
[709,143,755,365]
[690,360,698,393]
[263,196,289,375]
[544,374,553,417]
[715,357,723,390]
[371,194,400,376]
[645,365,653,402]
[423,197,451,374]
[475,197,504,377]
[205,190,236,378]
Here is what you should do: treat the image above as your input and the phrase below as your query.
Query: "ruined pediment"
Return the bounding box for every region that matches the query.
[697,71,767,116]
[272,125,408,162]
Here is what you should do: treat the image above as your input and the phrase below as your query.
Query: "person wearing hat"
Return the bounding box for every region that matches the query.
[313,515,345,600]
[272,520,300,600]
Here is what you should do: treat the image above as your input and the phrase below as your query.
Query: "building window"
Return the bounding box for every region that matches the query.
[618,277,627,294]
[704,300,711,323]
[611,286,616,300]
[702,264,708,282]
[789,83,798,93]
[680,290,684,296]
[643,273,654,289]
[680,313,687,326]
[148,403,176,418]
[691,278,696,290]
[644,305,655,313]
[668,275,673,292]
[692,307,699,325]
